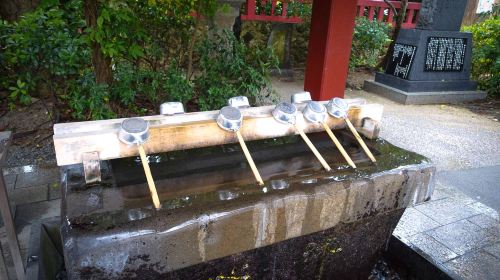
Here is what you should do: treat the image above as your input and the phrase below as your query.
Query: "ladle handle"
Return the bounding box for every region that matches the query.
[138,145,161,209]
[345,119,376,163]
[236,130,264,186]
[321,122,357,168]
[296,127,332,171]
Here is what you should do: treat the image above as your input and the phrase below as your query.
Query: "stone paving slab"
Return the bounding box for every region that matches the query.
[427,219,496,255]
[408,233,458,263]
[415,197,481,225]
[467,214,500,232]
[393,207,441,238]
[48,181,61,201]
[14,168,59,189]
[8,184,48,205]
[444,250,500,280]
[484,243,500,259]
[0,232,8,280]
[0,199,61,279]
[467,201,499,221]
[3,174,16,192]
[393,177,500,280]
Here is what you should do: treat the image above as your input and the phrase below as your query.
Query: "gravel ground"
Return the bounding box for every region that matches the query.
[0,100,57,167]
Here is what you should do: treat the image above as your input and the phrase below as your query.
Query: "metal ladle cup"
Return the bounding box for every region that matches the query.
[272,102,331,171]
[217,106,243,132]
[273,102,298,125]
[326,98,376,163]
[291,91,313,104]
[160,102,185,115]
[118,118,161,209]
[326,98,349,119]
[119,118,150,145]
[228,96,251,108]
[302,101,327,123]
[217,106,264,185]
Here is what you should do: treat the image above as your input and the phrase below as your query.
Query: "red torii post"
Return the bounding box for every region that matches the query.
[242,0,358,101]
[304,0,358,101]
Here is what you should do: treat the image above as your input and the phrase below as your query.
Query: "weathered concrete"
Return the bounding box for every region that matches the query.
[60,132,434,279]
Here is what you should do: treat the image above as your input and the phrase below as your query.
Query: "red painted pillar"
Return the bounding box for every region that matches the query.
[304,0,358,101]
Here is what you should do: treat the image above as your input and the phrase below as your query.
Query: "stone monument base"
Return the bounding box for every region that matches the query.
[364,80,486,105]
[374,72,478,92]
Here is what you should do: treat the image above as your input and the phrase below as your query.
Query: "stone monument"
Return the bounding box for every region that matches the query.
[364,0,487,104]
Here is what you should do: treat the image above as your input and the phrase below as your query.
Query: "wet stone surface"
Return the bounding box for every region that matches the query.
[59,132,435,279]
[427,219,496,255]
[407,233,458,263]
[484,243,500,259]
[414,197,480,225]
[393,208,440,238]
[444,250,500,280]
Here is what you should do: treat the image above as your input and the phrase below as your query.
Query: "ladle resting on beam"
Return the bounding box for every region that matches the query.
[118,118,161,209]
[292,92,356,169]
[272,102,331,171]
[327,98,376,163]
[217,98,264,185]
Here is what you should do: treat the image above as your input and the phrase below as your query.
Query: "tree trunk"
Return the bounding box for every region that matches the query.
[462,0,479,26]
[0,0,40,21]
[83,0,113,85]
[378,0,408,70]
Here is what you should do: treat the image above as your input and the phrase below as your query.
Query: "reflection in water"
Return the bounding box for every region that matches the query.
[218,190,239,201]
[127,209,151,221]
[301,178,318,184]
[134,155,162,164]
[95,230,155,242]
[95,134,429,227]
[270,180,289,190]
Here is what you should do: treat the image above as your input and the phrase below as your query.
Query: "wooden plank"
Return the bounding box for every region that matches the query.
[54,101,383,166]
[53,99,366,135]
[0,131,26,280]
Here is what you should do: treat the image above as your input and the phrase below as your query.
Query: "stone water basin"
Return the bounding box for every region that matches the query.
[59,131,435,279]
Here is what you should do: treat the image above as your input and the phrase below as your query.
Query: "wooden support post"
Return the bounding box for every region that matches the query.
[304,0,358,100]
[0,132,26,280]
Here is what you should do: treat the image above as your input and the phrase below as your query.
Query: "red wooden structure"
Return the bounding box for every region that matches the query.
[241,0,422,28]
[304,0,358,101]
[240,0,422,100]
[357,0,421,29]
[241,0,306,23]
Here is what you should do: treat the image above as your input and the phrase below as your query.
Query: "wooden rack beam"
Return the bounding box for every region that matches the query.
[53,99,383,166]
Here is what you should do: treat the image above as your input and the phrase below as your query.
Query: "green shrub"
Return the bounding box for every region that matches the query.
[68,62,194,119]
[0,1,88,106]
[67,71,115,120]
[350,17,392,70]
[194,30,278,111]
[463,17,500,96]
[1,1,279,120]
